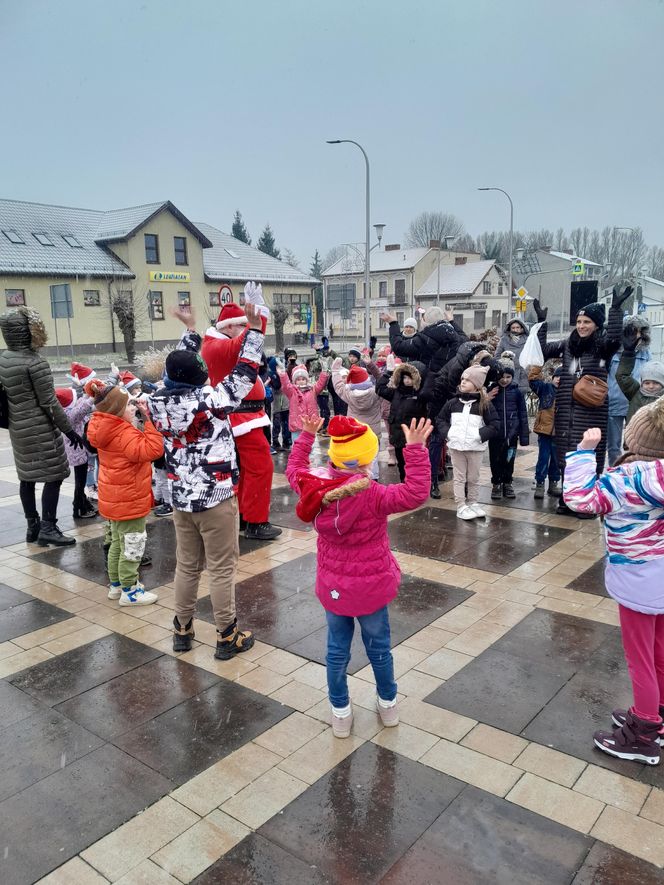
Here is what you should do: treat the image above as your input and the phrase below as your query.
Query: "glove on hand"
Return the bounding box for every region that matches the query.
[386,353,396,371]
[533,299,548,322]
[243,281,265,305]
[612,285,634,309]
[331,357,343,371]
[622,323,640,353]
[66,430,84,450]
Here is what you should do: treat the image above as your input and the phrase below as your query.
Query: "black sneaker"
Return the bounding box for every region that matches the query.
[215,620,255,660]
[594,710,662,765]
[173,616,195,652]
[491,484,502,500]
[154,503,173,518]
[612,707,664,745]
[556,499,572,515]
[244,522,282,541]
[503,484,516,499]
[430,481,441,500]
[141,552,153,568]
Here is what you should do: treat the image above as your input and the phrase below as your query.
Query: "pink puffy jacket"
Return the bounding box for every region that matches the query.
[286,431,430,616]
[279,371,329,432]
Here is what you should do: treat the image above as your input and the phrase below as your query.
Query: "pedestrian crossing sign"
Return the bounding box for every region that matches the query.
[572,260,585,276]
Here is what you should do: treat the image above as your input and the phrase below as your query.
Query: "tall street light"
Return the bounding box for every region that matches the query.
[327,139,371,342]
[479,187,514,316]
[436,235,458,306]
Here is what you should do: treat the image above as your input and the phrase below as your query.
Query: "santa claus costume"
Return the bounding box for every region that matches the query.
[201,291,281,540]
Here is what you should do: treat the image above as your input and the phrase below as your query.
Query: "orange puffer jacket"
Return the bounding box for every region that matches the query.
[86,412,164,521]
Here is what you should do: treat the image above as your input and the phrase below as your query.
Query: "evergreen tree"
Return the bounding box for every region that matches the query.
[257,223,280,259]
[311,250,324,333]
[231,210,251,245]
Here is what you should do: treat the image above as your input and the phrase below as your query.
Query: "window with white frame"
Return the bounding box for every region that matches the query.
[394,278,406,304]
[379,280,387,298]
[482,280,492,295]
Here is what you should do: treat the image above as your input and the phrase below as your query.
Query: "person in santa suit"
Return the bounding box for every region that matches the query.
[200,283,282,541]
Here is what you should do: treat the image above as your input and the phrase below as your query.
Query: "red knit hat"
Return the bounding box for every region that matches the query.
[119,370,141,391]
[347,365,369,385]
[216,302,248,330]
[67,362,95,384]
[55,387,77,408]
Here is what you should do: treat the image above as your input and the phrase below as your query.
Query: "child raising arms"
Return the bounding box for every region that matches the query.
[286,413,432,737]
[564,409,664,765]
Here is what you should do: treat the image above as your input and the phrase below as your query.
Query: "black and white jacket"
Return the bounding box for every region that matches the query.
[436,393,500,452]
[146,329,263,512]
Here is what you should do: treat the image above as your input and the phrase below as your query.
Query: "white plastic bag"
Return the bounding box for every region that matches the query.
[519,322,545,368]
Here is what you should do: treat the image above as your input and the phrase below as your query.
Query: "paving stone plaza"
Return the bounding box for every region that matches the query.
[1,434,663,884]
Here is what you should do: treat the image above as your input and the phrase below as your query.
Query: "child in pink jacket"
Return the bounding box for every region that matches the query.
[286,413,432,738]
[278,365,329,440]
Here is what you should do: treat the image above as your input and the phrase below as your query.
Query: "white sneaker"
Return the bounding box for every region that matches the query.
[107,583,122,600]
[119,584,158,606]
[457,504,476,520]
[469,503,486,518]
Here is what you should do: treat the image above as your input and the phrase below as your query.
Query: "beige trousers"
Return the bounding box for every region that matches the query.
[449,449,484,506]
[173,497,239,632]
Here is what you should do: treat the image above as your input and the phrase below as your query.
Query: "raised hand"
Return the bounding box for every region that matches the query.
[331,357,343,371]
[385,353,396,371]
[243,281,265,305]
[533,299,548,322]
[300,415,324,435]
[380,311,397,325]
[170,305,196,328]
[244,303,263,330]
[443,309,454,322]
[622,322,640,353]
[402,417,434,446]
[612,285,634,308]
[579,427,602,450]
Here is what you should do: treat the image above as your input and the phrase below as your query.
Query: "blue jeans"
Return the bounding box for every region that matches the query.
[535,434,561,484]
[607,414,625,466]
[325,606,397,708]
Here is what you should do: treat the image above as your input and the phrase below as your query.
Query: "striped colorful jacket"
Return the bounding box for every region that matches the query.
[563,449,664,614]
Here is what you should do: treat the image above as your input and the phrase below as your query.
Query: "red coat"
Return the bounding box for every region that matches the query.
[201,316,269,438]
[87,413,164,521]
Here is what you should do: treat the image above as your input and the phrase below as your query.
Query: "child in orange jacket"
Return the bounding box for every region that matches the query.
[86,381,164,606]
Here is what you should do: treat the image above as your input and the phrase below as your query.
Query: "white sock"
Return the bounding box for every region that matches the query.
[377,695,397,709]
[332,703,351,718]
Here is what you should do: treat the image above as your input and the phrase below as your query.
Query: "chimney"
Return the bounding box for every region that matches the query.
[562,249,573,255]
[429,239,441,249]
[384,244,401,252]
[455,256,468,265]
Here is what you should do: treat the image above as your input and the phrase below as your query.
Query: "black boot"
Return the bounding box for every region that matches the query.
[215,619,255,660]
[26,517,40,543]
[430,481,441,500]
[173,616,195,652]
[38,519,76,547]
[73,500,98,519]
[244,522,282,541]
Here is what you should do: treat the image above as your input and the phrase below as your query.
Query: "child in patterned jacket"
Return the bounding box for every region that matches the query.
[564,399,664,765]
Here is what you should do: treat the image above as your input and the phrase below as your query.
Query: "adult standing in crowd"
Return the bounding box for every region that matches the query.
[535,287,630,515]
[607,316,651,465]
[0,307,82,546]
[497,318,530,393]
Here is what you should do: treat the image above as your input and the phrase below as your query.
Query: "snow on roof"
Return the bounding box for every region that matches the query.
[322,246,432,276]
[547,250,602,267]
[644,276,664,288]
[416,260,498,297]
[95,201,212,246]
[198,223,319,285]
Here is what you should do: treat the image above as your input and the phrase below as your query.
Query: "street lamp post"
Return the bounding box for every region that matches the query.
[327,139,371,343]
[478,187,514,315]
[435,235,458,307]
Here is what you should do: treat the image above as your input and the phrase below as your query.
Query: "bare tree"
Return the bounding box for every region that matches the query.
[322,245,349,270]
[647,245,664,281]
[272,305,289,352]
[106,275,152,364]
[404,211,466,248]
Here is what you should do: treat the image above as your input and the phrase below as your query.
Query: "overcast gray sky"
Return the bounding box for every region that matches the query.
[1,0,662,267]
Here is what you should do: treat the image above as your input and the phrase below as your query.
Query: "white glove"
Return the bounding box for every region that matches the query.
[110,362,120,377]
[320,356,331,371]
[331,357,343,371]
[243,281,265,306]
[276,357,286,369]
[386,353,396,371]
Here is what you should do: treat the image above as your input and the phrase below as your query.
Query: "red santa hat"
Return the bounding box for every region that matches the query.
[67,362,96,384]
[216,302,248,330]
[55,387,77,408]
[119,370,141,391]
[347,365,370,385]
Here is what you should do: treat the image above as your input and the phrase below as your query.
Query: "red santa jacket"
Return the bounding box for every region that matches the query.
[201,315,269,437]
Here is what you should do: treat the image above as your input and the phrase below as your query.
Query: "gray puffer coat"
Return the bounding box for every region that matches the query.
[0,308,72,482]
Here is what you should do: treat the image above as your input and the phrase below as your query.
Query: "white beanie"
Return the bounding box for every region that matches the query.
[403,317,417,329]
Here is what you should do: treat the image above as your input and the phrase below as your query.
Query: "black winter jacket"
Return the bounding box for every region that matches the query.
[492,382,530,445]
[430,341,503,417]
[537,306,622,471]
[389,319,466,373]
[376,363,428,448]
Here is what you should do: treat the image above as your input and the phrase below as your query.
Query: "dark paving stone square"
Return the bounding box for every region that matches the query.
[0,707,102,802]
[476,475,561,514]
[568,557,609,597]
[55,656,220,741]
[113,679,292,784]
[11,633,162,706]
[388,506,571,571]
[572,841,664,884]
[425,649,575,734]
[260,743,464,883]
[0,744,172,885]
[0,584,35,611]
[0,680,44,730]
[0,598,71,643]
[193,833,331,884]
[270,486,312,532]
[381,785,593,885]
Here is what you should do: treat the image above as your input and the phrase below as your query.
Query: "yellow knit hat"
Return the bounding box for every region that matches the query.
[327,416,379,468]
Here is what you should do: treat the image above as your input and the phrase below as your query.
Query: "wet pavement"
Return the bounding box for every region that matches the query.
[0,432,662,882]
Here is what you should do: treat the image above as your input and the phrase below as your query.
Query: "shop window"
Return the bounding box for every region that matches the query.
[174,236,188,266]
[474,310,486,330]
[273,292,310,323]
[84,290,101,307]
[5,289,25,307]
[149,291,164,320]
[144,234,160,264]
[177,291,191,307]
[491,310,502,328]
